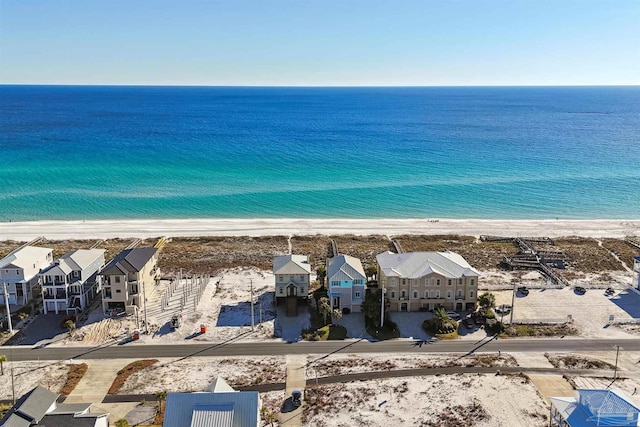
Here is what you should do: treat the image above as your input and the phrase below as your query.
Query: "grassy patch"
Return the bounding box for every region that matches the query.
[365,318,400,340]
[545,353,616,370]
[503,323,577,337]
[435,330,459,339]
[59,363,88,396]
[108,359,158,394]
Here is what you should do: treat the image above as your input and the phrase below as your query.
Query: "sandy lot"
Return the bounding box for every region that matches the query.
[0,361,70,401]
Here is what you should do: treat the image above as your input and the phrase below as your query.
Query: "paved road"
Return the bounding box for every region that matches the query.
[5,337,640,362]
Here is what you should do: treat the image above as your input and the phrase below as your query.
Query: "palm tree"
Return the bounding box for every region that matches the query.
[0,355,7,376]
[114,419,129,427]
[315,265,326,289]
[154,390,167,414]
[431,307,449,332]
[365,265,378,282]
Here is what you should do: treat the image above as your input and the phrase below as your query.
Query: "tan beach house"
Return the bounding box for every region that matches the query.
[0,245,53,307]
[98,247,158,314]
[39,249,105,314]
[376,251,480,312]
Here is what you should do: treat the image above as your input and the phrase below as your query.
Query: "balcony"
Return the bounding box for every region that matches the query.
[455,296,465,300]
[43,291,66,300]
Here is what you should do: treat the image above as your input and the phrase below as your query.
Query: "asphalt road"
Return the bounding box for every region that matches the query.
[5,337,640,362]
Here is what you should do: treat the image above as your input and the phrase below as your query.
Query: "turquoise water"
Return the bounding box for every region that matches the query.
[1,86,639,220]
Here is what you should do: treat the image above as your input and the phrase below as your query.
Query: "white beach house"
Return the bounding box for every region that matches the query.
[376,251,480,312]
[0,245,53,306]
[273,254,311,302]
[327,254,367,313]
[39,248,105,314]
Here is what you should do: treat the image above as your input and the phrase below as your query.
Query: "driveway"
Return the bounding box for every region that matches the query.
[274,305,310,343]
[334,313,374,341]
[15,313,69,345]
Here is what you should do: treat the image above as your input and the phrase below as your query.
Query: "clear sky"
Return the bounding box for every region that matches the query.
[1,0,639,86]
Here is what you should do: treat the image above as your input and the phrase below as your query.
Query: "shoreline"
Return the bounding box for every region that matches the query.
[1,218,639,240]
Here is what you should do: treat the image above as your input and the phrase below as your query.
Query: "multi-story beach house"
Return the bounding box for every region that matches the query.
[327,254,367,313]
[633,256,640,290]
[376,251,480,312]
[273,254,311,303]
[39,249,105,314]
[98,247,158,314]
[0,246,53,306]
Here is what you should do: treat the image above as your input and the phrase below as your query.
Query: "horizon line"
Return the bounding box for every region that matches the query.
[1,83,639,88]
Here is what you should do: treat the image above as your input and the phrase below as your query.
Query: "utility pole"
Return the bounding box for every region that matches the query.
[613,345,622,380]
[250,279,255,331]
[142,281,148,334]
[509,282,516,325]
[380,286,385,328]
[11,366,15,404]
[3,283,13,334]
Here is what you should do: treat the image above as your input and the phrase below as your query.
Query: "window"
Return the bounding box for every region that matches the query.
[300,275,306,281]
[448,279,452,286]
[300,287,305,294]
[436,279,440,286]
[413,291,418,299]
[354,291,361,298]
[447,291,452,299]
[412,279,417,286]
[331,281,339,287]
[278,275,284,282]
[435,290,440,298]
[401,290,406,298]
[469,291,474,298]
[391,278,397,286]
[116,289,121,293]
[424,290,429,298]
[470,279,475,286]
[279,288,284,295]
[459,279,463,285]
[402,279,406,286]
[115,276,121,284]
[16,270,19,275]
[390,291,396,299]
[73,271,79,278]
[457,290,463,297]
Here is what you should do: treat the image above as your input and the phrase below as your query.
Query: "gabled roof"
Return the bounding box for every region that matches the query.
[551,388,640,427]
[100,247,157,276]
[0,246,53,270]
[164,391,259,427]
[328,255,366,283]
[0,385,57,426]
[205,377,236,393]
[273,255,311,275]
[41,249,105,276]
[39,413,106,427]
[376,251,480,279]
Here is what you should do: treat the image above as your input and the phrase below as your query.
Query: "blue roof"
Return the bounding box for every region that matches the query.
[551,389,640,427]
[163,392,260,427]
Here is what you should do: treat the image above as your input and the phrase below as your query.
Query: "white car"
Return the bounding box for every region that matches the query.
[445,310,461,320]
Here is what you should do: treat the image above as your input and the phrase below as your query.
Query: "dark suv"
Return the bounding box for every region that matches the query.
[517,286,529,296]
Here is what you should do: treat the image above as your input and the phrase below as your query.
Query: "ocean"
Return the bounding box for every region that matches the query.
[1,86,638,221]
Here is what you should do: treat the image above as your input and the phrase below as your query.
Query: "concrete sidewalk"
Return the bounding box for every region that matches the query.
[65,359,139,423]
[279,354,306,427]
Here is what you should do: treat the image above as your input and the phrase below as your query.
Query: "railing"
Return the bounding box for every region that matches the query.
[43,292,66,300]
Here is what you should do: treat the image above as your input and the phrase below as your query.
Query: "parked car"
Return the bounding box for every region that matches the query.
[574,286,586,294]
[445,310,461,320]
[605,287,615,296]
[495,304,512,315]
[463,317,474,329]
[517,286,529,296]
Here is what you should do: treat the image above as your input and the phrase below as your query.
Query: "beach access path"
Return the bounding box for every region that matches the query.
[1,218,639,240]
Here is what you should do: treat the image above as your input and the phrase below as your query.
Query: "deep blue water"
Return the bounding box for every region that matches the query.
[1,85,639,220]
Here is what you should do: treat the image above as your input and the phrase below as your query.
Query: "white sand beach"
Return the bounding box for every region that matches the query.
[1,218,639,240]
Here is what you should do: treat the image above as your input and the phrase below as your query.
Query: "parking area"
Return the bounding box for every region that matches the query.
[493,286,640,338]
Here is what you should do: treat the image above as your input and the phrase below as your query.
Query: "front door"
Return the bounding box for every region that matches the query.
[401,302,408,311]
[287,284,297,297]
[333,297,340,309]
